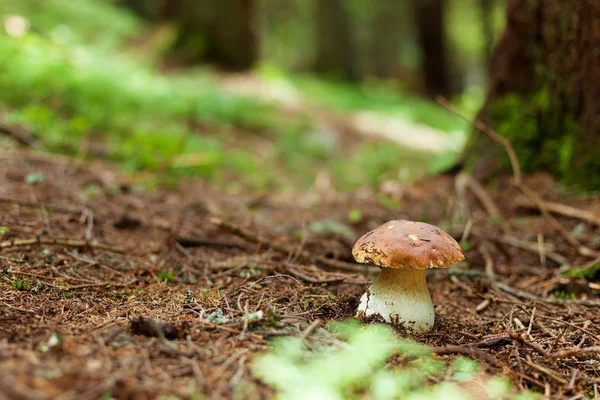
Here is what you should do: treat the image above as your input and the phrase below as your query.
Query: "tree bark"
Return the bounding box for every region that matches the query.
[313,0,357,81]
[412,0,451,97]
[369,0,402,79]
[122,0,259,70]
[466,0,600,190]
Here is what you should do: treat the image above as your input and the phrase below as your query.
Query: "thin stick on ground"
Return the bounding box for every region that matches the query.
[515,199,600,227]
[0,237,125,253]
[0,120,39,147]
[210,217,368,274]
[0,195,82,214]
[433,269,600,307]
[437,97,598,259]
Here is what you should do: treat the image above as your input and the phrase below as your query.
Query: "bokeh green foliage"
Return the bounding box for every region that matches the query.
[489,88,599,190]
[253,319,538,400]
[0,0,466,192]
[1,0,141,48]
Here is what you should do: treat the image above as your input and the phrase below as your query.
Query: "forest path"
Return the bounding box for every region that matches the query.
[218,73,466,154]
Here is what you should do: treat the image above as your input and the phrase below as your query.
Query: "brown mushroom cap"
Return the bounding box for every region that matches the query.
[352,220,464,270]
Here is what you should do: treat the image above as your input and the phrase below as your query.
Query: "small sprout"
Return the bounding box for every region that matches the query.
[348,209,362,223]
[0,226,7,235]
[85,184,101,199]
[63,292,74,299]
[488,215,502,225]
[265,308,279,325]
[155,270,174,283]
[25,172,45,184]
[460,240,472,251]
[377,195,399,210]
[107,186,121,196]
[12,278,29,291]
[554,290,576,300]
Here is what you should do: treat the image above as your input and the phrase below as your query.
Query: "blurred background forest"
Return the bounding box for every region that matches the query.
[0,0,598,190]
[0,0,508,193]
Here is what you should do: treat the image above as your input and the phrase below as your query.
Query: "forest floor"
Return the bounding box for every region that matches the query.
[1,143,599,400]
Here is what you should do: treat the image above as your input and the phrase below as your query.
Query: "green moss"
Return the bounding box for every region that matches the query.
[488,87,599,190]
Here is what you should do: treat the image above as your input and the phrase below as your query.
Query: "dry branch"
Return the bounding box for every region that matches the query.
[515,199,600,227]
[210,217,367,274]
[0,237,125,253]
[0,120,39,147]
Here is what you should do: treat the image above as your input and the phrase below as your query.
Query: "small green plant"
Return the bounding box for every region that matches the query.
[554,290,577,300]
[155,270,174,283]
[348,209,362,223]
[63,291,74,299]
[0,226,8,235]
[253,320,536,400]
[562,262,600,281]
[11,278,29,291]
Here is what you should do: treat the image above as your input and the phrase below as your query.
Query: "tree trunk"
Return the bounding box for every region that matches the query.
[412,0,451,97]
[466,0,600,190]
[478,0,495,71]
[313,0,357,81]
[369,0,402,79]
[175,0,259,70]
[122,0,259,70]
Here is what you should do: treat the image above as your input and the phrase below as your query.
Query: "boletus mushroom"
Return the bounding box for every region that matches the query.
[352,220,464,332]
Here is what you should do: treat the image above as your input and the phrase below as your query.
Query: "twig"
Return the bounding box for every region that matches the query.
[431,345,504,368]
[0,195,82,214]
[285,263,348,284]
[0,237,124,253]
[550,346,600,359]
[300,319,321,341]
[479,241,495,278]
[434,269,600,307]
[194,319,263,341]
[537,234,546,268]
[515,199,600,227]
[522,358,568,385]
[470,227,567,265]
[493,280,600,307]
[0,120,38,147]
[459,173,501,219]
[437,97,598,258]
[210,218,368,274]
[176,236,242,249]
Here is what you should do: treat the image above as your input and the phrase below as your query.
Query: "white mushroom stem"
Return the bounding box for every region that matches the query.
[357,267,434,333]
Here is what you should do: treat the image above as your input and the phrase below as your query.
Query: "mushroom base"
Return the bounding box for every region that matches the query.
[357,268,434,333]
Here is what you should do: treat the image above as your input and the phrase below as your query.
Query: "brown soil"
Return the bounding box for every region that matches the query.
[1,149,599,400]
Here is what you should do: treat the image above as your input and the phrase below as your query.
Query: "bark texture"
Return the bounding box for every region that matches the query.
[413,0,451,97]
[468,0,600,189]
[122,0,259,70]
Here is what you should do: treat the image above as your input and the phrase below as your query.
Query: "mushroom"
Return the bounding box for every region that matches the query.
[352,220,464,332]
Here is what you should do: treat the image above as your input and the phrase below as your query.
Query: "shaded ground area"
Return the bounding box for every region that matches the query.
[1,148,599,399]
